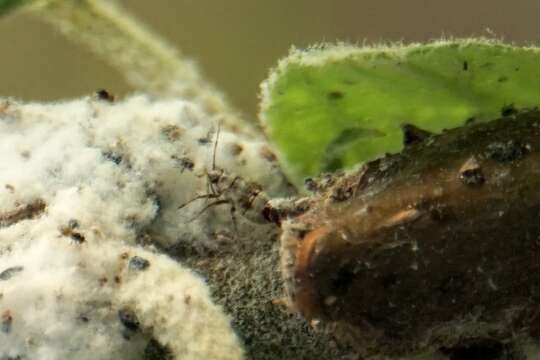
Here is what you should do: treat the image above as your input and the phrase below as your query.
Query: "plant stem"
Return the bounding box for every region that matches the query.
[29,0,260,136]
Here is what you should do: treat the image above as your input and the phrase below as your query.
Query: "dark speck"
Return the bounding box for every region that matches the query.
[1,311,12,334]
[68,219,79,229]
[463,61,468,71]
[95,89,115,102]
[103,151,122,165]
[172,155,194,172]
[144,338,174,360]
[161,125,183,142]
[465,117,476,125]
[501,104,517,117]
[0,266,23,281]
[71,232,86,244]
[129,256,150,271]
[118,308,140,332]
[401,123,432,146]
[460,168,485,186]
[327,91,344,100]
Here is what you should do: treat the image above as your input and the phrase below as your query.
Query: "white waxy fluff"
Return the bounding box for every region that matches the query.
[0,228,244,359]
[0,94,291,359]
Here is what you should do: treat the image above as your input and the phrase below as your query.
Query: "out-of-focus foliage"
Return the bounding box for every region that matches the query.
[260,39,540,185]
[0,0,29,16]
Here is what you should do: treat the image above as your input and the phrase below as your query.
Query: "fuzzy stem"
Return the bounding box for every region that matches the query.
[29,0,260,137]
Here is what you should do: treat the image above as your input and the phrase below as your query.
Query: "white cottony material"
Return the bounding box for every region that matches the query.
[0,95,287,251]
[0,236,244,359]
[0,94,290,359]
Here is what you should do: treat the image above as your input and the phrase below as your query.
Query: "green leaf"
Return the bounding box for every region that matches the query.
[321,126,385,172]
[0,0,30,16]
[260,39,540,186]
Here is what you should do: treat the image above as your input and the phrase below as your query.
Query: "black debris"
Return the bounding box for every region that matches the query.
[0,266,23,281]
[401,123,432,146]
[327,91,344,100]
[95,89,115,102]
[129,256,150,271]
[68,219,79,229]
[70,232,86,244]
[172,155,194,172]
[118,308,140,332]
[102,151,122,165]
[501,104,518,117]
[465,117,476,125]
[460,168,485,186]
[144,338,174,360]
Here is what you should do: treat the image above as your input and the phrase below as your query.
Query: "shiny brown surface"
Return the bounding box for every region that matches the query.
[292,226,330,319]
[282,111,540,358]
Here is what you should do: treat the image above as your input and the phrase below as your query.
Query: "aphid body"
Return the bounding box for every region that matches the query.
[178,124,275,227]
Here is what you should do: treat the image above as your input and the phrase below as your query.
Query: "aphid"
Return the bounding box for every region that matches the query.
[280,110,540,359]
[177,123,276,227]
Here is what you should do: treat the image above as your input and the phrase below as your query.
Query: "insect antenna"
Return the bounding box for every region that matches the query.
[212,122,221,172]
[208,121,222,196]
[177,122,224,212]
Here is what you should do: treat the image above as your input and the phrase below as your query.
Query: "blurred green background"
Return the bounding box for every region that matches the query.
[0,0,539,119]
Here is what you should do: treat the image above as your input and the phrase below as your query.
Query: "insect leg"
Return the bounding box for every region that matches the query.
[229,205,238,234]
[178,193,220,210]
[188,199,231,222]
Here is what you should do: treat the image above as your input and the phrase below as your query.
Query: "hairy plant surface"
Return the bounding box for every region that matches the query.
[261,39,540,184]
